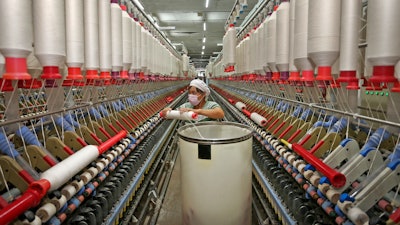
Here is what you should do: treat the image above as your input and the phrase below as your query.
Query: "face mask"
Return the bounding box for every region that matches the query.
[188,94,202,106]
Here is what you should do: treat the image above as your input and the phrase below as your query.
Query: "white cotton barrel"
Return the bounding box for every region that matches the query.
[276,1,290,72]
[366,0,400,83]
[266,9,277,72]
[258,21,267,72]
[262,14,270,72]
[0,0,33,80]
[65,0,84,80]
[121,5,132,78]
[111,1,123,75]
[178,122,252,225]
[182,54,189,72]
[225,25,236,68]
[250,112,267,127]
[33,0,66,79]
[289,0,298,73]
[294,0,313,72]
[308,0,341,80]
[99,0,112,78]
[135,21,142,73]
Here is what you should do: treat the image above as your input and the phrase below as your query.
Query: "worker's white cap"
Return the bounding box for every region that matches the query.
[189,79,210,96]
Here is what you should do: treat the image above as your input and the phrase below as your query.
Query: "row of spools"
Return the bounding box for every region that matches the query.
[0,0,183,83]
[216,0,400,91]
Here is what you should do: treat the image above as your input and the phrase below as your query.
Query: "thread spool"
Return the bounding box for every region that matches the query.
[0,0,33,80]
[366,0,400,87]
[276,1,290,73]
[111,0,123,74]
[347,207,369,225]
[50,195,67,211]
[61,184,76,200]
[33,0,65,79]
[266,7,278,72]
[130,15,139,73]
[338,0,361,88]
[160,110,198,121]
[140,28,149,73]
[308,0,340,81]
[121,4,132,79]
[84,0,99,79]
[288,0,298,76]
[65,0,84,80]
[99,0,112,79]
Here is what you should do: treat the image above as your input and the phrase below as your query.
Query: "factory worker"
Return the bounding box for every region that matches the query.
[161,78,225,122]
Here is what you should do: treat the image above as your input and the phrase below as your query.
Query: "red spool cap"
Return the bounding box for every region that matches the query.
[288,71,300,82]
[19,79,42,89]
[316,66,333,81]
[346,81,360,90]
[0,79,14,91]
[120,70,129,79]
[99,71,111,80]
[62,79,74,87]
[66,67,83,80]
[120,5,127,11]
[86,70,99,80]
[369,66,397,83]
[338,71,358,83]
[41,66,62,79]
[3,57,31,80]
[272,72,280,81]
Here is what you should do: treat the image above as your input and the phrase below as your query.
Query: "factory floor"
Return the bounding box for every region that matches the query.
[156,155,183,225]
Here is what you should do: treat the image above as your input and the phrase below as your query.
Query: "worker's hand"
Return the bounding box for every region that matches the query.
[160,107,172,118]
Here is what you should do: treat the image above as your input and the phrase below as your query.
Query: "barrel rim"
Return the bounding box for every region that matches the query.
[177,121,253,145]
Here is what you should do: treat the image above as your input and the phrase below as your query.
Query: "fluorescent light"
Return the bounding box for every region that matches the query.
[202,37,206,43]
[217,43,223,46]
[202,46,205,50]
[201,51,204,55]
[203,22,206,31]
[205,0,209,8]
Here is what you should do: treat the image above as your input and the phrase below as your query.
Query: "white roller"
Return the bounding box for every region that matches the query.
[294,0,313,71]
[288,0,298,73]
[339,0,361,72]
[250,112,267,127]
[0,0,33,80]
[111,1,123,73]
[84,0,99,71]
[235,101,246,110]
[66,0,84,69]
[40,145,99,191]
[308,0,341,77]
[266,8,277,72]
[121,5,132,75]
[99,0,112,75]
[276,1,290,72]
[33,0,66,74]
[161,110,198,121]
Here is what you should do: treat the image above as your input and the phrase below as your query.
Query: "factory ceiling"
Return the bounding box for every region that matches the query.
[139,0,258,69]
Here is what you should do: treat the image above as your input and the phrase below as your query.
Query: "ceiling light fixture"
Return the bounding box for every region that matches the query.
[202,46,205,50]
[203,22,206,31]
[202,37,206,43]
[217,43,223,46]
[158,26,176,30]
[205,0,209,8]
[202,51,204,55]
